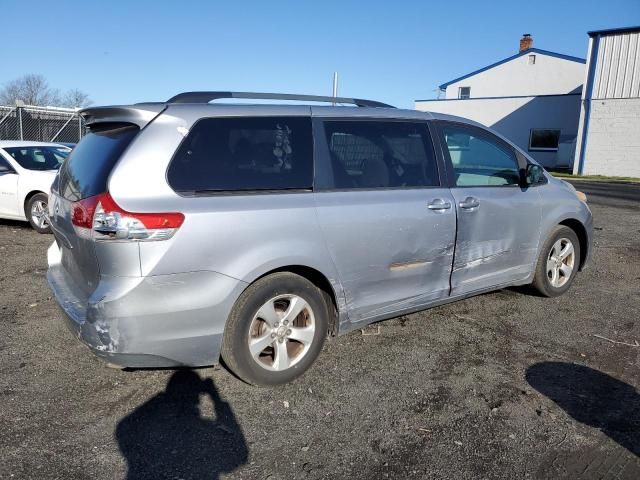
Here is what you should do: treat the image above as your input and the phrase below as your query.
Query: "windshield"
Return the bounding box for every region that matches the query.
[4,146,70,171]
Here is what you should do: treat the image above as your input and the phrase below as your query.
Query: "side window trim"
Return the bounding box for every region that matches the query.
[312,117,442,191]
[0,153,18,174]
[426,120,451,188]
[433,120,524,188]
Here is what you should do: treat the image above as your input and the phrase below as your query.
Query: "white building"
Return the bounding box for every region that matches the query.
[574,26,640,177]
[415,35,586,169]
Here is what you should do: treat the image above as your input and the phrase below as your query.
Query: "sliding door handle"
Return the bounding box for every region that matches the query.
[427,198,452,211]
[459,197,480,209]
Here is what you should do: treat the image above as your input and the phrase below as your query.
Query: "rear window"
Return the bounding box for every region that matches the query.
[58,123,139,201]
[167,117,313,193]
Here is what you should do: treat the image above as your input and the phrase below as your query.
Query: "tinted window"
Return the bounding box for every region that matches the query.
[442,124,520,187]
[320,121,438,189]
[5,146,70,171]
[168,117,313,193]
[529,129,560,151]
[58,123,139,201]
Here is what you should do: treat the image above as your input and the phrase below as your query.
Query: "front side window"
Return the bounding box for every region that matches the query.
[458,87,471,99]
[319,120,439,189]
[442,124,520,187]
[5,146,70,171]
[168,117,313,193]
[529,129,560,151]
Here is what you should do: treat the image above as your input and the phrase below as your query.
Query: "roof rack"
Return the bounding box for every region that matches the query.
[166,91,394,108]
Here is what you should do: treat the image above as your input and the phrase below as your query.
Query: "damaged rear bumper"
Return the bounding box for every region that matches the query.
[47,243,247,368]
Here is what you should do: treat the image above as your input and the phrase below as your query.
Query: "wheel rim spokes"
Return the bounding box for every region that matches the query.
[249,332,274,358]
[287,325,315,345]
[31,200,48,228]
[248,294,315,371]
[255,301,280,328]
[547,238,575,288]
[273,339,290,370]
[559,242,574,261]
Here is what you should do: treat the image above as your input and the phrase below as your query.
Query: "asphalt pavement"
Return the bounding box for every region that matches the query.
[1,181,638,479]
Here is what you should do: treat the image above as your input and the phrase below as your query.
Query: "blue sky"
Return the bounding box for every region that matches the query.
[1,0,639,108]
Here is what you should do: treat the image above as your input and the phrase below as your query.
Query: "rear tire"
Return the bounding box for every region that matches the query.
[26,193,51,234]
[221,272,328,386]
[532,225,581,297]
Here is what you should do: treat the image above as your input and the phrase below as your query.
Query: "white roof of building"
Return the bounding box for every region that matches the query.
[436,48,586,91]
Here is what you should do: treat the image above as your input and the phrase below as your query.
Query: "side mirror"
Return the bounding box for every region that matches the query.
[523,163,544,186]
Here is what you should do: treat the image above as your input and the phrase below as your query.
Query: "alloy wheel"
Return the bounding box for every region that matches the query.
[247,294,316,371]
[30,200,49,229]
[546,238,575,288]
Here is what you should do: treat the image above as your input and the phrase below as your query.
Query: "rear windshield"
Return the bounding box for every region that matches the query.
[58,123,139,201]
[167,116,313,193]
[4,146,70,171]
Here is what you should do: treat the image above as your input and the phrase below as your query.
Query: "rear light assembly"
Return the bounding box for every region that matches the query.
[71,193,184,241]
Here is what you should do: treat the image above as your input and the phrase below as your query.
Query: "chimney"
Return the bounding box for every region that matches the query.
[519,33,533,52]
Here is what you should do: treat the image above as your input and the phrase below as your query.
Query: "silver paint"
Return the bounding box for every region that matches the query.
[47,102,593,368]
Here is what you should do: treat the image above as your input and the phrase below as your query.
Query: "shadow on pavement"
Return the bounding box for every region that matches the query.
[0,218,31,230]
[116,370,248,480]
[526,362,640,457]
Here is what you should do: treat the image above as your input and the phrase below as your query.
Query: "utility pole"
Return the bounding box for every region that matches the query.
[332,72,338,105]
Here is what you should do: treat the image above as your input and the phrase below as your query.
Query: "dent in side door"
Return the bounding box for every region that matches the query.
[449,186,542,294]
[314,189,456,326]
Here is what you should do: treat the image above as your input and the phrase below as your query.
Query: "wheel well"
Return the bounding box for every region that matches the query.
[258,265,340,336]
[23,191,46,215]
[559,219,588,270]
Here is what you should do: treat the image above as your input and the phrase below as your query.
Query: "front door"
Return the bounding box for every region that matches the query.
[312,118,456,324]
[0,155,19,217]
[438,122,542,296]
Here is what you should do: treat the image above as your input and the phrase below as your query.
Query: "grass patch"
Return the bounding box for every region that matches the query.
[551,172,640,183]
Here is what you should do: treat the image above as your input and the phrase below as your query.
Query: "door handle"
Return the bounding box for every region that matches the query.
[459,197,480,209]
[427,198,452,211]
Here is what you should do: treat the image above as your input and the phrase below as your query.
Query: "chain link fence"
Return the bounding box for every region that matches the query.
[0,105,85,143]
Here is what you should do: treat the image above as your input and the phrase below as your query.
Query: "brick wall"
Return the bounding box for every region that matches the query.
[582,98,640,177]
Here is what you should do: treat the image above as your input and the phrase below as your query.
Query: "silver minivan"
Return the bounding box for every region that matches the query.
[47,92,592,385]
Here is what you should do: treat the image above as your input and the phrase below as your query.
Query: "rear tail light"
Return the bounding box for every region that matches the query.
[71,193,184,241]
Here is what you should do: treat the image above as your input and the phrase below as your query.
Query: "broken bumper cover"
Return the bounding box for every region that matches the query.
[47,247,247,368]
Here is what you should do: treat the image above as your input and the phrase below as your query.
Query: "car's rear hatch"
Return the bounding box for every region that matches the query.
[49,105,165,297]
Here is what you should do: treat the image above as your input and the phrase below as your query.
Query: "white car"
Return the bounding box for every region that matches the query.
[0,141,71,233]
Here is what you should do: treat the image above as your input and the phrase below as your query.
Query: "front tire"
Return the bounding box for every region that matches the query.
[221,272,328,386]
[26,193,51,234]
[532,225,581,297]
